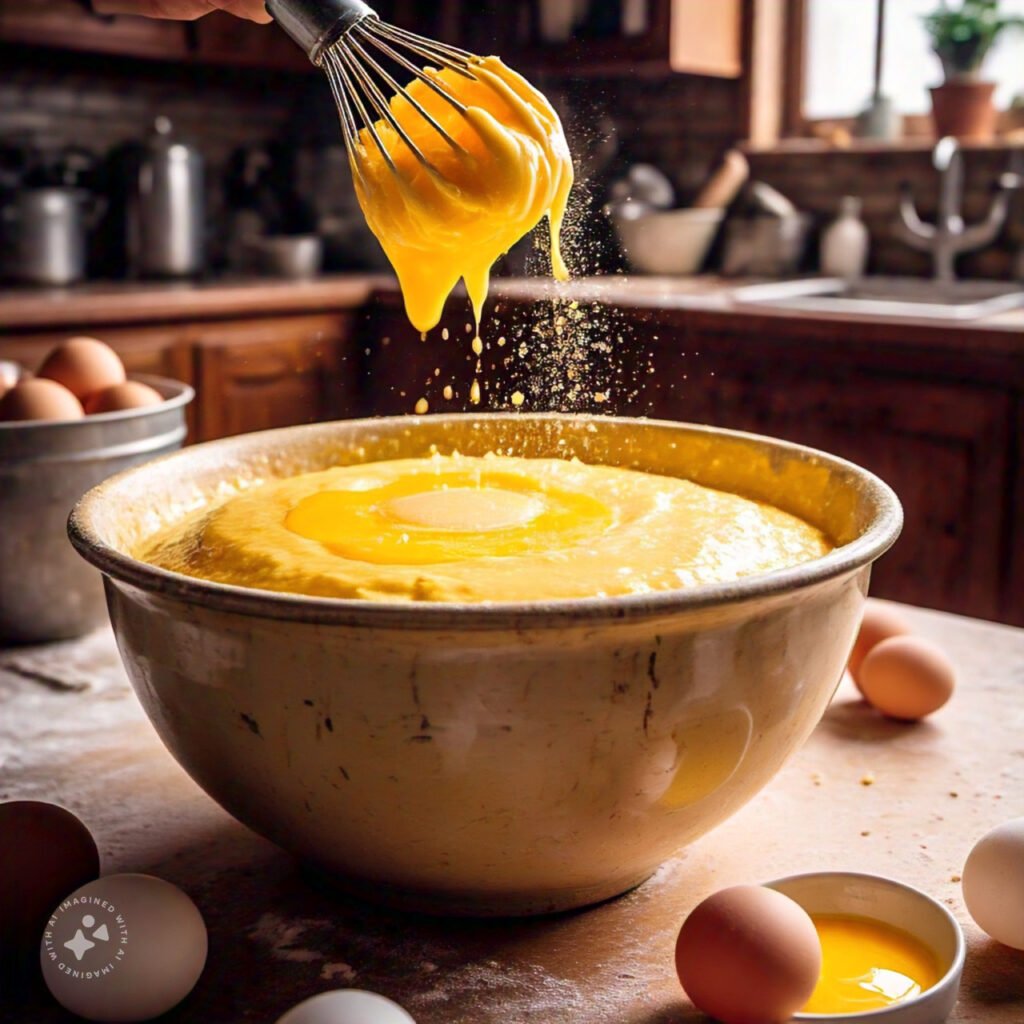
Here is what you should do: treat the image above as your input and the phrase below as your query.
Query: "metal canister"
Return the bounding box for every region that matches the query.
[2,187,92,286]
[0,375,193,644]
[127,117,206,278]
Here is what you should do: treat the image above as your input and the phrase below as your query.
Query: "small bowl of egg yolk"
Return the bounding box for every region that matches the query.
[766,871,965,1024]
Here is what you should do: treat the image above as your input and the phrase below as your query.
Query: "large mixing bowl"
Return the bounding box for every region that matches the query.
[69,415,900,915]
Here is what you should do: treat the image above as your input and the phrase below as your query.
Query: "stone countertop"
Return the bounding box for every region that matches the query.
[0,275,394,330]
[2,274,1022,345]
[1,602,1022,1023]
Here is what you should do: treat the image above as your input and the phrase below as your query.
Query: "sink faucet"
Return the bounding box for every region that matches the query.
[897,137,1023,282]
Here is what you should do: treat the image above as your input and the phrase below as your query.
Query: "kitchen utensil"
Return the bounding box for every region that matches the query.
[749,181,797,219]
[767,872,964,1024]
[127,117,205,278]
[722,214,812,276]
[246,234,324,278]
[693,149,749,210]
[69,414,900,916]
[265,0,491,180]
[821,196,869,279]
[0,375,192,644]
[613,206,724,275]
[609,163,675,209]
[1,187,99,286]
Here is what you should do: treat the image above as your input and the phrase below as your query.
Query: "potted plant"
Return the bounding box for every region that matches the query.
[923,0,1024,140]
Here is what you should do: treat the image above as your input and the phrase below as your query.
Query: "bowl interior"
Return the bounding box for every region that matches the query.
[70,414,901,623]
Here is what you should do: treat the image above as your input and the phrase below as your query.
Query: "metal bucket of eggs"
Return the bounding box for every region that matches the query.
[0,338,193,644]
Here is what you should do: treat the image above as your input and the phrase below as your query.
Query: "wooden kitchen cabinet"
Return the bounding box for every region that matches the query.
[662,364,1010,622]
[191,313,358,441]
[516,0,742,78]
[0,0,188,60]
[0,309,358,444]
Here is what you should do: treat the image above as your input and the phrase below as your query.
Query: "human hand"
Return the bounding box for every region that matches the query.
[91,1,272,23]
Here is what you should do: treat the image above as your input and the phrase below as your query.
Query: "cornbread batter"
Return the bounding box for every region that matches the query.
[138,454,832,603]
[351,56,573,333]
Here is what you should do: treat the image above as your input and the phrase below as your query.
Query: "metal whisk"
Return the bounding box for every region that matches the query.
[266,0,480,176]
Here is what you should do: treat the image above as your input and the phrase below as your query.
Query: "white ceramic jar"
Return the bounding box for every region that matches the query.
[821,196,869,279]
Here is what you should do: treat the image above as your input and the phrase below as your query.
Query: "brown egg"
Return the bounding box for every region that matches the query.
[848,600,912,691]
[85,380,163,414]
[676,885,822,1024]
[38,336,125,402]
[858,635,955,720]
[0,801,100,990]
[0,378,84,422]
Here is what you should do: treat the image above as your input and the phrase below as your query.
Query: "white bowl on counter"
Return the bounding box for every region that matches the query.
[613,207,725,275]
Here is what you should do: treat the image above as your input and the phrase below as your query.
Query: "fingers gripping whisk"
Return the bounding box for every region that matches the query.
[265,0,479,176]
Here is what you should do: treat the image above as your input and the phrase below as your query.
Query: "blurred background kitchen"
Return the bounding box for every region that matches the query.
[1,0,1023,627]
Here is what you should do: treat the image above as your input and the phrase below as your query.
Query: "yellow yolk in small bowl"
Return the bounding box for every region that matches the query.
[350,56,574,333]
[804,915,943,1015]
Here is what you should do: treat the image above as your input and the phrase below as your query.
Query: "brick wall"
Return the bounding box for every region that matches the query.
[553,72,744,199]
[551,71,1023,280]
[3,43,1020,281]
[747,146,1024,280]
[0,48,310,177]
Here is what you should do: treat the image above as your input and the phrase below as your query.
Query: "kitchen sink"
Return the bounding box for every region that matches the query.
[731,276,1024,322]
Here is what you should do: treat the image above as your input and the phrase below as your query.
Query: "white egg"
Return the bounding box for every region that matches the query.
[277,989,417,1024]
[40,873,207,1022]
[962,818,1024,950]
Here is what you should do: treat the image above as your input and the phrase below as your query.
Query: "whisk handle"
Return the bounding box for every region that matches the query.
[265,0,377,64]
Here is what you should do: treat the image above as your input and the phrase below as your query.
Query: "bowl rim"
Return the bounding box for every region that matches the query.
[765,870,966,1022]
[68,414,902,630]
[0,373,194,430]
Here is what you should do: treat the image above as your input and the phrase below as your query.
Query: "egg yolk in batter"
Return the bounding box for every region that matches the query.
[350,55,574,333]
[285,467,612,565]
[804,915,942,1014]
[137,454,833,604]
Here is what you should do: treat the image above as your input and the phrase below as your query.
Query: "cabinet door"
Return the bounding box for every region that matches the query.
[359,296,636,416]
[650,361,1012,622]
[192,314,356,441]
[0,1,188,59]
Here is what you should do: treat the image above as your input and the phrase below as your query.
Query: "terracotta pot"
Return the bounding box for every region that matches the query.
[930,80,998,141]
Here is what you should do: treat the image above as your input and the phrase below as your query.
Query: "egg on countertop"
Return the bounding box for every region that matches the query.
[0,378,84,422]
[857,635,955,720]
[675,885,822,1024]
[85,380,164,414]
[40,873,207,1022]
[0,801,100,985]
[849,599,912,687]
[276,990,417,1024]
[962,818,1024,950]
[37,336,125,402]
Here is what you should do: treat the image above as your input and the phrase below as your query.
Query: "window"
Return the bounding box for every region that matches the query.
[804,0,1024,121]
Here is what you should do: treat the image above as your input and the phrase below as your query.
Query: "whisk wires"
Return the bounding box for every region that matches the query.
[322,17,481,177]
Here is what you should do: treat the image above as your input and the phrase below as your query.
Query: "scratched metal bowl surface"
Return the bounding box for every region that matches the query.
[0,375,192,644]
[69,414,901,915]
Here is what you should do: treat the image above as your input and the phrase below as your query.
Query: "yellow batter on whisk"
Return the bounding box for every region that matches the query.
[350,56,574,334]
